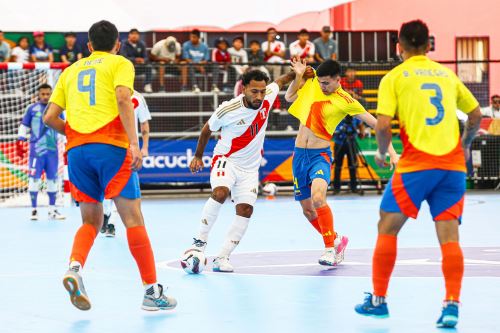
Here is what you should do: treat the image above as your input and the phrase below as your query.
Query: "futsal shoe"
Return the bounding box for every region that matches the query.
[318,248,336,266]
[142,284,177,311]
[30,209,38,221]
[49,209,66,220]
[105,223,116,237]
[436,302,459,328]
[101,214,110,233]
[355,292,389,318]
[190,238,207,253]
[212,256,234,272]
[334,234,349,265]
[62,267,91,311]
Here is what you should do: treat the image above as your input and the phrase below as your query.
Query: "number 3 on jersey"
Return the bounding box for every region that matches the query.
[421,83,444,125]
[78,69,96,106]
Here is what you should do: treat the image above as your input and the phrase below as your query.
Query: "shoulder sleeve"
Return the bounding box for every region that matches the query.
[49,70,67,109]
[208,99,239,131]
[208,109,223,131]
[242,50,248,63]
[376,73,397,117]
[308,43,315,56]
[21,106,33,127]
[265,82,280,104]
[182,42,190,59]
[136,94,152,122]
[345,98,367,116]
[455,77,479,113]
[114,57,135,92]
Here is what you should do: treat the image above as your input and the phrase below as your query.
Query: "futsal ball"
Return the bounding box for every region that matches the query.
[262,182,278,197]
[180,249,207,274]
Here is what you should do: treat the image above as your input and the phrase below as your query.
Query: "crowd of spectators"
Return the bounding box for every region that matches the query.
[0,26,340,93]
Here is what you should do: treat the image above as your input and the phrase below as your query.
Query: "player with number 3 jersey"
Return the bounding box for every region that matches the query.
[354,20,482,328]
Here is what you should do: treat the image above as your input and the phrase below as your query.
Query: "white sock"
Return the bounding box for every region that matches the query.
[69,261,82,271]
[144,283,160,298]
[103,199,113,217]
[197,197,223,241]
[49,205,56,213]
[219,215,250,257]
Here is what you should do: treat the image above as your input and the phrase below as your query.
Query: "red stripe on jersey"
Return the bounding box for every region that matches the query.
[224,100,270,158]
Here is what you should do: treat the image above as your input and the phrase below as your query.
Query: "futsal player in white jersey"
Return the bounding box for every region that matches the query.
[101,90,152,237]
[187,64,306,272]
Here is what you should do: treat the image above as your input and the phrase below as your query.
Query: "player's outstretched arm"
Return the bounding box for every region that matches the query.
[190,122,212,174]
[462,106,482,160]
[116,86,142,171]
[356,111,399,168]
[43,103,66,135]
[140,121,150,156]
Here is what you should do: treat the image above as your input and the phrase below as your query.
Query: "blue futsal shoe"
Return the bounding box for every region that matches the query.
[436,302,459,328]
[355,292,389,318]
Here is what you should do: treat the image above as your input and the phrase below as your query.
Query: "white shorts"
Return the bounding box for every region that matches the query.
[210,156,259,206]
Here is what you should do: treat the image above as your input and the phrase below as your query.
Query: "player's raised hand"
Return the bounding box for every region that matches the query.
[189,156,204,174]
[130,143,143,171]
[290,57,307,77]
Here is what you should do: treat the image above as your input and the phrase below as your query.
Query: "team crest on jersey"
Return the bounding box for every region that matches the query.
[259,100,271,120]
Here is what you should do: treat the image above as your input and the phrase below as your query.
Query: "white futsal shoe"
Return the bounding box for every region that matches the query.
[334,234,349,265]
[212,256,234,273]
[49,209,66,220]
[318,248,337,266]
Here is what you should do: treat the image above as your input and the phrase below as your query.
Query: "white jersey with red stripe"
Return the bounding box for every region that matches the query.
[131,90,152,137]
[208,82,280,172]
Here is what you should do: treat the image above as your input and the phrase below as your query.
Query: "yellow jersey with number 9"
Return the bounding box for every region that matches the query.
[50,51,135,150]
[377,55,479,173]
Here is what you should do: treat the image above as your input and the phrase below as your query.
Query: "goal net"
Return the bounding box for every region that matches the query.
[0,63,68,207]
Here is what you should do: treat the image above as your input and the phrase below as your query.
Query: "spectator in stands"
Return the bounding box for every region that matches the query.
[10,37,29,63]
[228,36,248,78]
[60,32,82,64]
[481,95,500,119]
[181,29,210,92]
[248,40,269,76]
[30,31,53,63]
[120,28,152,92]
[0,30,11,62]
[289,29,315,63]
[150,36,182,92]
[262,27,286,80]
[340,66,364,105]
[314,26,338,62]
[212,38,231,92]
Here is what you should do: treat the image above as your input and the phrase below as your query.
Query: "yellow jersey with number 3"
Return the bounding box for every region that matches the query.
[377,55,479,173]
[50,51,135,150]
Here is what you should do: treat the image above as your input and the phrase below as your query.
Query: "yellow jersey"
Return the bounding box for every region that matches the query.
[288,78,366,140]
[377,55,479,173]
[50,51,135,150]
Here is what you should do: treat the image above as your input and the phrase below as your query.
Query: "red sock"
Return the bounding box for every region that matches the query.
[70,223,98,267]
[316,205,335,247]
[372,234,397,297]
[309,218,322,234]
[441,242,464,302]
[127,226,157,285]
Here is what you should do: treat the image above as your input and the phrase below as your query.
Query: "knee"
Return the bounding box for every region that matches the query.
[312,192,326,209]
[211,187,229,204]
[302,208,316,221]
[236,204,253,218]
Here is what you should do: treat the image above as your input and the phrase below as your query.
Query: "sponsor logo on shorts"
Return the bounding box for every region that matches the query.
[251,188,257,194]
[231,240,240,245]
[315,170,324,176]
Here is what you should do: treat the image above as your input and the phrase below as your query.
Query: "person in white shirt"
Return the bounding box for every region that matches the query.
[262,27,286,80]
[150,36,182,92]
[101,91,152,237]
[186,67,301,272]
[10,37,30,63]
[228,36,248,77]
[481,94,500,119]
[289,29,315,63]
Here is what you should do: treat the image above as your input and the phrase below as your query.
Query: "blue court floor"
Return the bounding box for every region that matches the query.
[0,192,499,333]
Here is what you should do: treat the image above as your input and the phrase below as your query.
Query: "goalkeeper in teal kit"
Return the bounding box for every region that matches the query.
[17,83,65,220]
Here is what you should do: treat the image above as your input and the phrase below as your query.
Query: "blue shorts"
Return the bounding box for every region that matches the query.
[67,143,141,203]
[380,170,466,221]
[29,150,58,180]
[292,147,332,201]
